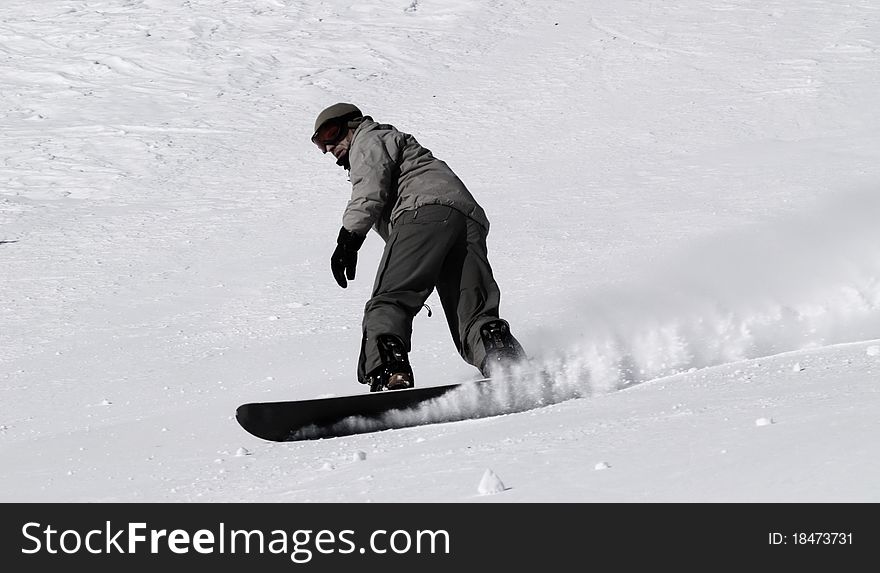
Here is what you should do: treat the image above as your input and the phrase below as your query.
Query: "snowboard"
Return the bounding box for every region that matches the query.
[236,378,491,442]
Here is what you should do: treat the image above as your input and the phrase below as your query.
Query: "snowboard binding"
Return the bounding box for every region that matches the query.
[367,334,415,392]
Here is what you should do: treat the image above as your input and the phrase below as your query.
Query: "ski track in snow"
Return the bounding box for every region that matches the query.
[1,0,880,501]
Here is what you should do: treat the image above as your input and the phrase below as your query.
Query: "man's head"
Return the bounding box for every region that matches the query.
[312,103,363,168]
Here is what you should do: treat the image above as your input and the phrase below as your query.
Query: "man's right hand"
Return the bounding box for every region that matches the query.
[331,227,365,288]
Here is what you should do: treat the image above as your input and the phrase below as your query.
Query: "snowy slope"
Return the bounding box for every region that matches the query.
[1,0,879,502]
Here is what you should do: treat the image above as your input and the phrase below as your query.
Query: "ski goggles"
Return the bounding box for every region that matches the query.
[311,121,347,148]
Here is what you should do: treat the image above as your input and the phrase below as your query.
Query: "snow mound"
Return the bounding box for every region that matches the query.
[477,469,507,495]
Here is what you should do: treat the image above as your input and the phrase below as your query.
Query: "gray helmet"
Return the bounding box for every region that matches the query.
[312,103,363,135]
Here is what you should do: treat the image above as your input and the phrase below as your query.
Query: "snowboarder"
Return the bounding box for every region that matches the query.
[312,103,526,391]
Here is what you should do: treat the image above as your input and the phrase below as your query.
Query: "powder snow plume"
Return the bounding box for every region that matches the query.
[296,189,880,439]
[291,366,556,440]
[537,187,880,393]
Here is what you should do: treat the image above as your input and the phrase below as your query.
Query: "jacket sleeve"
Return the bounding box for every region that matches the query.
[342,132,400,237]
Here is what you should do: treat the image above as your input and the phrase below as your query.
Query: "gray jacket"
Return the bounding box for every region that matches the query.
[342,118,489,240]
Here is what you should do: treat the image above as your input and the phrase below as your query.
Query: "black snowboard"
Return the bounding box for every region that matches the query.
[236,378,490,441]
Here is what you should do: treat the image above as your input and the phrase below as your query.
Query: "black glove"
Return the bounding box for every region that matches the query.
[331,227,366,288]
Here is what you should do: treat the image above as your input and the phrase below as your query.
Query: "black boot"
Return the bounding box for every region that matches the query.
[367,334,415,392]
[479,319,526,377]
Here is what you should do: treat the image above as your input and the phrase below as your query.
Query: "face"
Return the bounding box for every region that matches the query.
[324,130,353,163]
[312,121,353,164]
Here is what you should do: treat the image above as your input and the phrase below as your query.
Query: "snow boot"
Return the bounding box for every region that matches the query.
[367,334,415,392]
[479,319,526,377]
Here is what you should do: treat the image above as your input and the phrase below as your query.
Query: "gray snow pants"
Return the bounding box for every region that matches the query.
[357,205,503,382]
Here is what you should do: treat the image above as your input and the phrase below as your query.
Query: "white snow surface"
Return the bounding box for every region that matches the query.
[2,0,880,502]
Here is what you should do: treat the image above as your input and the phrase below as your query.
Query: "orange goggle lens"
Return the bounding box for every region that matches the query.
[311,122,345,147]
